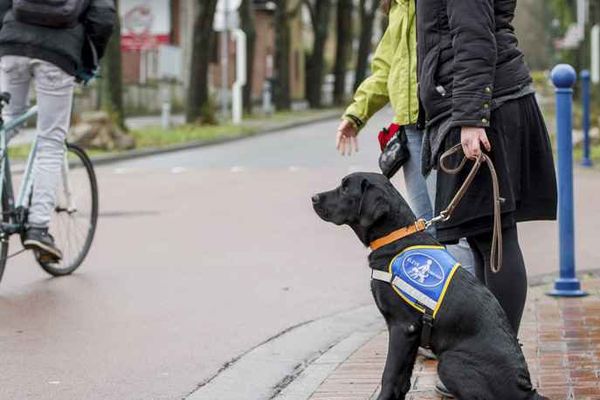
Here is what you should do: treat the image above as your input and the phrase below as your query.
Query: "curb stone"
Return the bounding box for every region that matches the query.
[185,304,384,400]
[271,327,383,400]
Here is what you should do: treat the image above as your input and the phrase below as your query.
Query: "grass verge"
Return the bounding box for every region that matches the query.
[130,123,257,149]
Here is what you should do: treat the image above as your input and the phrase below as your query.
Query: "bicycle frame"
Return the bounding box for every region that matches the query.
[0,105,76,237]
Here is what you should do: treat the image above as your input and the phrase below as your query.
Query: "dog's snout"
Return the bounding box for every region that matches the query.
[312,194,321,204]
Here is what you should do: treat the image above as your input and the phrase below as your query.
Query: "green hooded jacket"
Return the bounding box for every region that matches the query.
[343,0,418,131]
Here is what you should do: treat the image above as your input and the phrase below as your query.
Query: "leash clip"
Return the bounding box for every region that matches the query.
[425,211,450,229]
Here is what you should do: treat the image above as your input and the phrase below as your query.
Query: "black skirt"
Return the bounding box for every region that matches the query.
[434,94,558,243]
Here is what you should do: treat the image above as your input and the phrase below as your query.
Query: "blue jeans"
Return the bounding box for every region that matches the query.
[402,125,475,275]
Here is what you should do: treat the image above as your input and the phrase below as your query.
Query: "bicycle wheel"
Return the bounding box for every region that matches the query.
[0,189,10,283]
[36,143,98,276]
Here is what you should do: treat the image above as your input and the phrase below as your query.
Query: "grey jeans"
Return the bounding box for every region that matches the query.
[0,56,75,228]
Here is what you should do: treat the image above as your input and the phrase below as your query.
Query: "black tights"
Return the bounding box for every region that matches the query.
[467,225,527,335]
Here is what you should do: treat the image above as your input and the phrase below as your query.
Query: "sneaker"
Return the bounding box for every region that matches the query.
[435,379,456,399]
[23,227,62,261]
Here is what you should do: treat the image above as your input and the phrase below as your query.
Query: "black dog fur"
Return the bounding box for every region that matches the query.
[312,173,548,400]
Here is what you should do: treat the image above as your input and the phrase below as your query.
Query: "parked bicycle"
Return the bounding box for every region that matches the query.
[0,93,98,285]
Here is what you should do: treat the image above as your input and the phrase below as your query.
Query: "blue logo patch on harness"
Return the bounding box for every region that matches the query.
[389,246,460,317]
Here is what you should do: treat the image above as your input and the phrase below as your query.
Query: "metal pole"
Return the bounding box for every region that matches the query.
[548,64,588,298]
[232,29,247,125]
[581,70,593,167]
[592,25,600,84]
[220,0,230,118]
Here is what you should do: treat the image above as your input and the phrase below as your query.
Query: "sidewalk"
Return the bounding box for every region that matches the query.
[308,276,600,400]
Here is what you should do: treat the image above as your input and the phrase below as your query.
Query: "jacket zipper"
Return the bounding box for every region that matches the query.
[414,0,426,130]
[407,2,412,124]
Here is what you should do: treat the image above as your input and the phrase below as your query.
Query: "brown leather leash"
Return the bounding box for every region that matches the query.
[370,144,503,273]
[437,144,503,273]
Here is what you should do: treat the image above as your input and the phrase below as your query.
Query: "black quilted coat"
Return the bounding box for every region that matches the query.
[416,0,532,128]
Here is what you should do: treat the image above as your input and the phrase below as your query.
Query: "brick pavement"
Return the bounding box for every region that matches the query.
[309,276,600,400]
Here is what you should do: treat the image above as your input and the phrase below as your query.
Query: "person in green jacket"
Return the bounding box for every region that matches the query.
[337,0,459,248]
[337,0,429,220]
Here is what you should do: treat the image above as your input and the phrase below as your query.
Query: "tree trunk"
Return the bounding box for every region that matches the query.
[186,0,219,124]
[354,0,379,91]
[101,0,126,130]
[306,0,332,108]
[240,0,256,114]
[274,0,292,110]
[334,0,353,105]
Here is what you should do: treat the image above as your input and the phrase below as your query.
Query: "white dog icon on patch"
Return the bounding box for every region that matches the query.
[409,259,434,283]
[408,258,444,285]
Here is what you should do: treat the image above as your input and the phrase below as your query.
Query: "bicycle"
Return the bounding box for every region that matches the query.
[0,92,99,285]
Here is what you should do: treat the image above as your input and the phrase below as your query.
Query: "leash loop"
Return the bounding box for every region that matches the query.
[428,144,503,274]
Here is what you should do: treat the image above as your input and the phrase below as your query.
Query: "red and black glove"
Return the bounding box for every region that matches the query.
[378,123,401,151]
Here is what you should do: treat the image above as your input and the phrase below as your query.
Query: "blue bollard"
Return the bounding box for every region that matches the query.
[548,64,588,297]
[581,70,593,167]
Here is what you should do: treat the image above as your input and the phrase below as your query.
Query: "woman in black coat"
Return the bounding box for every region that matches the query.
[417,0,557,335]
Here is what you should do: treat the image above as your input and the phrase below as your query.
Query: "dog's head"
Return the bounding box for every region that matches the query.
[312,173,416,245]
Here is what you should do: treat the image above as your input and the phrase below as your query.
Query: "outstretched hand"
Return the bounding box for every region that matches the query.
[460,127,491,160]
[336,120,359,156]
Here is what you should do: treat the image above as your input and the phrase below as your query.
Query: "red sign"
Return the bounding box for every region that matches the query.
[121,3,170,51]
[122,33,169,51]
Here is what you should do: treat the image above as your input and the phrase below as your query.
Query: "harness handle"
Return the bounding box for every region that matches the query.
[436,144,503,274]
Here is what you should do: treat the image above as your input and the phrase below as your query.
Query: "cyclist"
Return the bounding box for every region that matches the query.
[0,0,115,261]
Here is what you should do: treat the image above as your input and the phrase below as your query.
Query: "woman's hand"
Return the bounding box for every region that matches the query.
[336,120,359,156]
[460,127,491,160]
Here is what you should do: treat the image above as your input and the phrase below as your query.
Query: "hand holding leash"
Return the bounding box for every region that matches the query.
[461,127,491,160]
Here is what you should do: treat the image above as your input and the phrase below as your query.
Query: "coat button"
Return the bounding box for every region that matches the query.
[485,87,492,94]
[482,118,489,124]
[483,102,490,109]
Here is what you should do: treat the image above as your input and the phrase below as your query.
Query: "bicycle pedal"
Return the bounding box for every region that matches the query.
[34,250,60,264]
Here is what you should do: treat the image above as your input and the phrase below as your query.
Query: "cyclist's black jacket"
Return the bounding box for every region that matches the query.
[0,0,116,77]
[416,0,532,128]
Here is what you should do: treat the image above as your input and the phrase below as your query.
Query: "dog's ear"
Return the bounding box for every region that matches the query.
[359,180,390,228]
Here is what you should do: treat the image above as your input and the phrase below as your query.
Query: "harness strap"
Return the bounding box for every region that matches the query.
[420,310,434,349]
[371,269,393,283]
[371,268,435,349]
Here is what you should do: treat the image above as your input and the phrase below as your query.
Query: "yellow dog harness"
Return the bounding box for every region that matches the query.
[371,245,460,318]
[371,245,461,348]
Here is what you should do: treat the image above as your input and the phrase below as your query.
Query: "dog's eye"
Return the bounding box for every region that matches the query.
[340,182,349,195]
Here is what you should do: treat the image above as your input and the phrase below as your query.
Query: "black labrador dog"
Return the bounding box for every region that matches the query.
[312,173,547,400]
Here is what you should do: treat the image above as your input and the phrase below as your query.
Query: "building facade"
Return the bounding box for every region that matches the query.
[120,0,305,107]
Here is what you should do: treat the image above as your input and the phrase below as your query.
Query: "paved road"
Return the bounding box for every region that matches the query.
[0,108,598,399]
